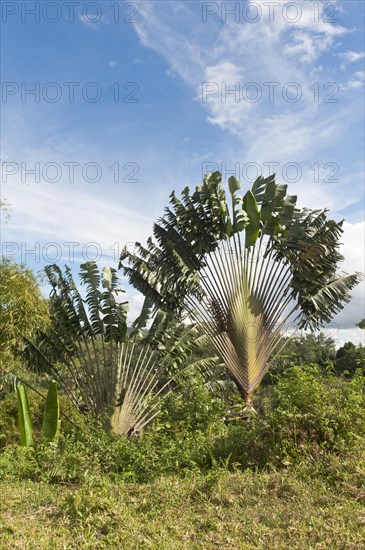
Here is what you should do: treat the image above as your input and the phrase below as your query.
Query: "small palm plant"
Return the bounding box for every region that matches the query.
[120,172,363,404]
[23,263,220,435]
[23,262,128,419]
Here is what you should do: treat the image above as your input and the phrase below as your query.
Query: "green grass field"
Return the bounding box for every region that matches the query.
[1,462,365,549]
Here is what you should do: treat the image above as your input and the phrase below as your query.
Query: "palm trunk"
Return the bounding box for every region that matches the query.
[240,388,252,404]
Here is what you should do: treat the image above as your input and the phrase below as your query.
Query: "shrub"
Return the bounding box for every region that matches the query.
[208,365,365,470]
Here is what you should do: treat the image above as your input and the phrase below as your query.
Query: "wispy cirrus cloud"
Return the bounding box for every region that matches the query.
[133,0,360,159]
[343,70,365,90]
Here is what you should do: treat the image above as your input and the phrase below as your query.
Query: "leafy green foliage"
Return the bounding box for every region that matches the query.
[16,384,34,447]
[1,367,363,484]
[0,259,49,369]
[16,381,61,446]
[335,342,365,377]
[42,381,61,443]
[268,332,336,377]
[22,262,128,418]
[207,365,365,470]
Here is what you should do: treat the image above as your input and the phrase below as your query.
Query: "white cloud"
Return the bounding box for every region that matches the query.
[323,327,364,348]
[283,31,334,62]
[108,60,117,68]
[343,70,365,90]
[339,50,365,63]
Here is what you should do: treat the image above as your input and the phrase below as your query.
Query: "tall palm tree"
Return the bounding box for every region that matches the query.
[120,172,363,403]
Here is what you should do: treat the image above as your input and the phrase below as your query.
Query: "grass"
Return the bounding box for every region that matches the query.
[1,464,365,549]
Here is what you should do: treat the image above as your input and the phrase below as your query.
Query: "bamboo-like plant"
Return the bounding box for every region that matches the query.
[120,172,363,403]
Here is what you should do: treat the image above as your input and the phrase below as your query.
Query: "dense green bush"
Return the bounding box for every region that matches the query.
[0,365,364,485]
[209,365,365,470]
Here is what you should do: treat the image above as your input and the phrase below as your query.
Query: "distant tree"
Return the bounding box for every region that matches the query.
[335,342,365,377]
[271,332,336,371]
[0,259,49,370]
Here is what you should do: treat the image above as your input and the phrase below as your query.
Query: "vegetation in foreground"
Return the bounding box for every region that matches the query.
[1,366,365,549]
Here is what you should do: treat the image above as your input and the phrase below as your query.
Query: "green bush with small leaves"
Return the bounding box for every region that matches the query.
[1,366,364,486]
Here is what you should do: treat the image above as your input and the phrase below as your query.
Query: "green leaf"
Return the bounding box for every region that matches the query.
[102,267,113,290]
[243,190,261,247]
[42,380,61,443]
[228,175,241,195]
[16,384,34,447]
[251,174,275,204]
[260,180,276,223]
[280,195,297,227]
[204,171,222,185]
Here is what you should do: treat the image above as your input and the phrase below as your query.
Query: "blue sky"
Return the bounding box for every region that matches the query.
[1,0,364,345]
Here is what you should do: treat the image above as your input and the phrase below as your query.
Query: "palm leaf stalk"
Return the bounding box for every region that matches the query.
[120,172,363,403]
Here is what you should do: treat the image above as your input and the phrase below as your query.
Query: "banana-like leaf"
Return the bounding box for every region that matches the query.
[228,175,241,195]
[130,296,155,337]
[243,190,261,247]
[42,380,61,442]
[16,384,34,447]
[260,180,276,223]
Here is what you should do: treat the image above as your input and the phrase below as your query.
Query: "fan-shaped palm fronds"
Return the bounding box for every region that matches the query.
[120,172,363,402]
[23,262,128,417]
[22,264,222,434]
[110,341,169,436]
